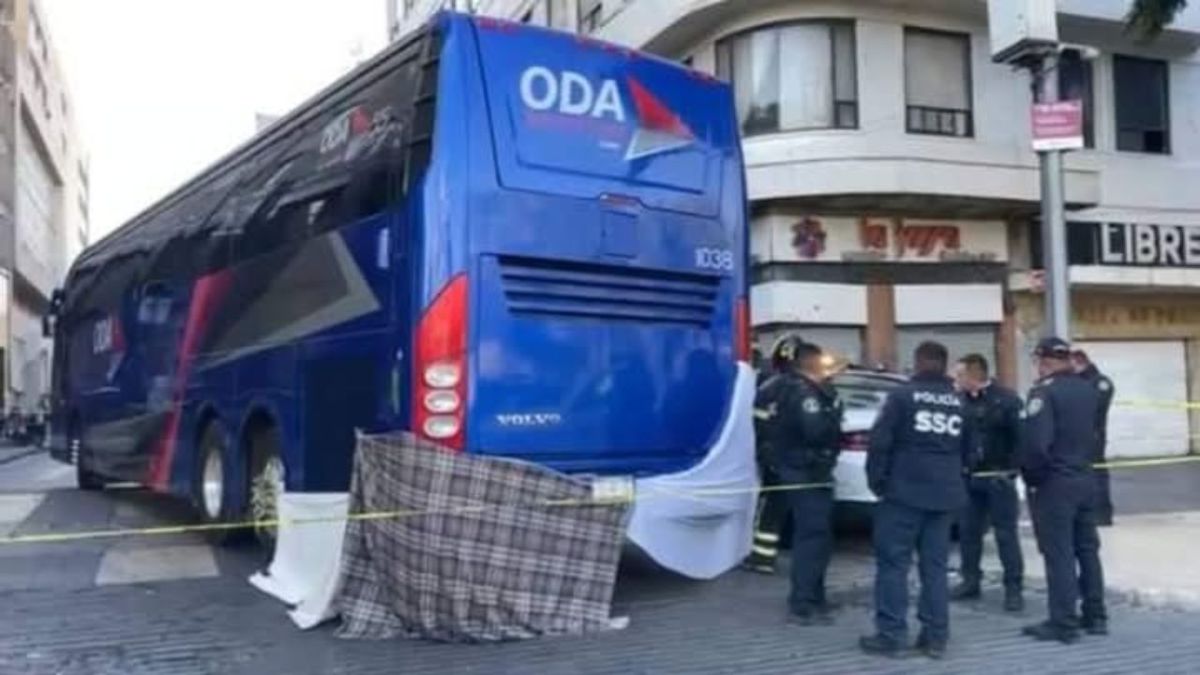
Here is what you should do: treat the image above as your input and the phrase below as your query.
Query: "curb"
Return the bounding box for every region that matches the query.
[1111,586,1200,612]
[0,447,43,467]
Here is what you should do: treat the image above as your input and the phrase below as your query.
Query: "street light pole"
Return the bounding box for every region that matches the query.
[1034,52,1071,339]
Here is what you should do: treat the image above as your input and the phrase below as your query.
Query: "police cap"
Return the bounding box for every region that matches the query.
[1033,336,1072,359]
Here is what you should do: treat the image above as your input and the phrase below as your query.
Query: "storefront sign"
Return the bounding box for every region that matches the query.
[1094,222,1200,267]
[1074,302,1200,329]
[852,219,976,260]
[1016,293,1200,340]
[1031,100,1084,151]
[766,216,1006,264]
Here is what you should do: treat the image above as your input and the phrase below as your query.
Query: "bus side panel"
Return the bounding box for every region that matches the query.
[172,218,397,494]
[293,216,398,492]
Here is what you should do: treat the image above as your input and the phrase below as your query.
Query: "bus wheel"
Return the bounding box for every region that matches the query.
[71,424,105,491]
[248,424,284,557]
[194,421,241,546]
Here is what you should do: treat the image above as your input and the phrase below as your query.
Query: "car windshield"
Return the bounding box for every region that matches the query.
[833,372,904,410]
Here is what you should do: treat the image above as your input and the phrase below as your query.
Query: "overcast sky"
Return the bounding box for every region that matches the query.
[43,0,388,241]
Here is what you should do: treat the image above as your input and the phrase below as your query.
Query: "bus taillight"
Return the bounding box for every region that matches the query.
[735,296,751,363]
[415,275,468,450]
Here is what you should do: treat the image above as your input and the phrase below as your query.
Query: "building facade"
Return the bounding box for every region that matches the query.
[0,0,89,415]
[389,0,1200,457]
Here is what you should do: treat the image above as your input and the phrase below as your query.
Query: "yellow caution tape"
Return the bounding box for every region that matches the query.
[1115,398,1200,411]
[0,454,1197,547]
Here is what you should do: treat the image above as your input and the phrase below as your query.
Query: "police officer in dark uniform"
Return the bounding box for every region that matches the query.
[950,353,1025,612]
[1021,337,1107,643]
[744,336,803,574]
[1071,349,1115,526]
[761,340,844,624]
[860,341,973,660]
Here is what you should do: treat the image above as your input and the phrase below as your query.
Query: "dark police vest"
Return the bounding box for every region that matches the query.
[753,373,787,465]
[1020,371,1100,486]
[759,372,843,483]
[1077,364,1114,456]
[866,372,970,511]
[963,382,1022,474]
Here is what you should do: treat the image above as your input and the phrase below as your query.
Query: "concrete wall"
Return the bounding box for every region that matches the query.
[4,0,88,410]
[650,2,1194,216]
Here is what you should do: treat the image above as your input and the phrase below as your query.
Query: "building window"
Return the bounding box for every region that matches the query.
[1113,55,1170,154]
[1058,50,1094,148]
[714,21,858,136]
[579,0,602,33]
[904,28,973,137]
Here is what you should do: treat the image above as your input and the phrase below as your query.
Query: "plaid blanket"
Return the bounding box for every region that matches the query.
[334,432,630,642]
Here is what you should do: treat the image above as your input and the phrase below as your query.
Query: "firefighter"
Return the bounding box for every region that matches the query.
[1071,349,1115,526]
[1021,337,1107,643]
[860,341,974,660]
[743,336,801,574]
[951,353,1025,612]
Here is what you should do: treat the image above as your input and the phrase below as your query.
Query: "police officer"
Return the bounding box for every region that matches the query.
[950,353,1025,612]
[1021,337,1107,643]
[761,340,844,624]
[744,336,803,574]
[1071,349,1115,526]
[860,341,973,660]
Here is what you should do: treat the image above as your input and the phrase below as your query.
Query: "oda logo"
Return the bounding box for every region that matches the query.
[518,65,696,160]
[519,66,625,122]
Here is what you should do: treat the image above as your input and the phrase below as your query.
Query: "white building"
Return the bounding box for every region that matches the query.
[0,0,90,415]
[390,0,1200,456]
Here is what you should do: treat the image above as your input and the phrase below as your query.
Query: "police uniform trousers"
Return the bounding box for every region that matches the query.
[1093,438,1114,524]
[959,476,1024,592]
[778,464,834,613]
[750,465,789,564]
[873,500,955,644]
[1029,476,1106,629]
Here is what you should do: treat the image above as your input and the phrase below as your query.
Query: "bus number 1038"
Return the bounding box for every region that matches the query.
[694,248,734,271]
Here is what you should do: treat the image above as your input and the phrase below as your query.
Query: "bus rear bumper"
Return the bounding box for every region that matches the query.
[625,362,757,580]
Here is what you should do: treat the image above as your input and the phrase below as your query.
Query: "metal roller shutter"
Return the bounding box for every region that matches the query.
[1074,340,1190,459]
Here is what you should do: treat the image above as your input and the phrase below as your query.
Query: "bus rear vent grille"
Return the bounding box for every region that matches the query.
[497,256,720,326]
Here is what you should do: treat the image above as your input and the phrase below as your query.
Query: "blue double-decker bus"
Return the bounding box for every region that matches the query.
[47,13,754,578]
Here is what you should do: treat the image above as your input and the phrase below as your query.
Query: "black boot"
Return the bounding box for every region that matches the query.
[1004,589,1025,613]
[914,632,946,660]
[1082,617,1109,636]
[1022,621,1080,644]
[741,552,775,575]
[951,580,981,601]
[859,634,909,658]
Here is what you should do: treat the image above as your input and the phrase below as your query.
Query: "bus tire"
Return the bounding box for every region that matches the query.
[247,422,284,558]
[194,420,243,546]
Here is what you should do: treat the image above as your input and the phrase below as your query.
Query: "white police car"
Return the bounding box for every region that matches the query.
[830,368,907,520]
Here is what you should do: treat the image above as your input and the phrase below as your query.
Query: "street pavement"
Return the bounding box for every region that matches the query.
[1,449,1199,674]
